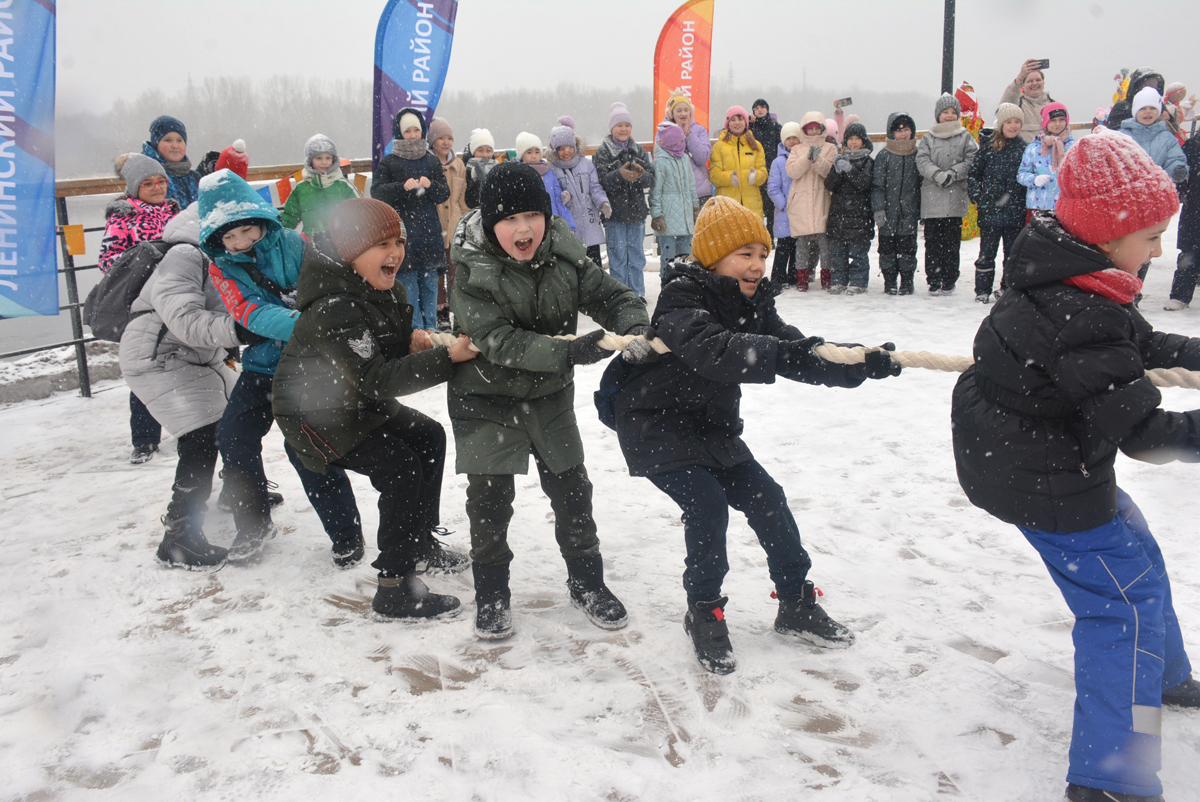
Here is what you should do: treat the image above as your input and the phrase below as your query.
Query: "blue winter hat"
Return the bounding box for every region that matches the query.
[149,115,187,147]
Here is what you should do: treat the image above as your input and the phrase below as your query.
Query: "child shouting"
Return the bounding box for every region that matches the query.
[952,132,1200,802]
[606,195,901,674]
[516,131,575,230]
[280,134,359,235]
[272,199,476,619]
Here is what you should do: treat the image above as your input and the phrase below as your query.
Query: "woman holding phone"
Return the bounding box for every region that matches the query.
[1000,59,1056,143]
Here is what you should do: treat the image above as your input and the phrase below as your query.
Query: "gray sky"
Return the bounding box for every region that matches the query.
[60,0,1199,124]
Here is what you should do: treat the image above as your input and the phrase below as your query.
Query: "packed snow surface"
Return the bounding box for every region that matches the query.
[3,230,1199,801]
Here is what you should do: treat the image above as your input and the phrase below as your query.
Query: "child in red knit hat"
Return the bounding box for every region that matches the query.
[952,129,1200,802]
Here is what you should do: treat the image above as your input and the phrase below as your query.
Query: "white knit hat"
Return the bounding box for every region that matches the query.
[515,131,543,159]
[994,103,1023,128]
[469,128,495,155]
[1132,86,1163,115]
[780,121,802,143]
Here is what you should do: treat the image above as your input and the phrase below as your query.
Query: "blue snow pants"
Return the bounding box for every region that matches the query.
[1019,488,1192,798]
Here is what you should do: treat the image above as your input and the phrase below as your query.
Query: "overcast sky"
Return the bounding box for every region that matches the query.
[59,0,1199,124]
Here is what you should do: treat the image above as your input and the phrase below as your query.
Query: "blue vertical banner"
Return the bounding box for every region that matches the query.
[372,0,458,172]
[0,0,56,318]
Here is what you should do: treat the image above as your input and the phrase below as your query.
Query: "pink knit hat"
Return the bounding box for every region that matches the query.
[1040,102,1069,130]
[724,105,748,128]
[1055,130,1179,245]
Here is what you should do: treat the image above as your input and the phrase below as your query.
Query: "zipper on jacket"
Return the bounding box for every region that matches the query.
[1079,462,1090,478]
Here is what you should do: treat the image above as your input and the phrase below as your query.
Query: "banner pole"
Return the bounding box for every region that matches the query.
[55,197,91,399]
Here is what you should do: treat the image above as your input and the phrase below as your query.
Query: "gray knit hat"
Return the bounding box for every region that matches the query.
[934,93,961,121]
[994,103,1023,128]
[304,134,338,174]
[118,153,167,198]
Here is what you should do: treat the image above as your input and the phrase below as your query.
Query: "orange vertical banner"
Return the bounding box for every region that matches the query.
[275,177,293,205]
[653,0,714,132]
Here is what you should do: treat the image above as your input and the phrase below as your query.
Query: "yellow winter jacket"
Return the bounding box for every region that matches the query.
[785,111,839,236]
[708,131,768,215]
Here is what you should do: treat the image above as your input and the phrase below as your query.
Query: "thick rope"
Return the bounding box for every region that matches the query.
[426,331,1200,390]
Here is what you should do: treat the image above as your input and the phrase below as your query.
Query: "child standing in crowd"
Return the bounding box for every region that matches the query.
[1018,103,1076,224]
[1165,133,1200,310]
[370,108,451,331]
[142,115,201,208]
[548,124,611,269]
[428,118,467,330]
[604,196,901,674]
[448,161,651,641]
[824,121,875,294]
[594,102,655,298]
[649,122,700,262]
[202,170,365,566]
[463,128,498,210]
[916,93,978,295]
[516,131,575,230]
[280,134,359,235]
[750,99,782,236]
[1121,87,1189,184]
[952,132,1200,802]
[871,113,922,295]
[766,122,801,287]
[272,199,474,618]
[786,112,838,291]
[663,95,713,205]
[709,106,768,217]
[968,103,1028,303]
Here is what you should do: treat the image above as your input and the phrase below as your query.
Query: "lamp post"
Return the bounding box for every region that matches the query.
[941,0,955,95]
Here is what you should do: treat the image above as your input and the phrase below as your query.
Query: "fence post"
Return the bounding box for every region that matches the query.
[56,196,91,398]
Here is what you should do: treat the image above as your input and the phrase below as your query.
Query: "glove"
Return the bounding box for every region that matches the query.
[834,157,851,174]
[619,162,644,182]
[621,326,660,365]
[730,171,739,187]
[774,336,826,377]
[935,171,955,187]
[808,145,821,162]
[561,190,571,204]
[873,210,888,228]
[1033,174,1051,188]
[863,343,902,379]
[748,168,758,185]
[235,322,269,346]
[568,329,611,366]
[600,202,613,219]
[651,216,667,233]
[1172,164,1188,183]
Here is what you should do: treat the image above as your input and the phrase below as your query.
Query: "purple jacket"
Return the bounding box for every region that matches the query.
[663,113,713,198]
[765,143,792,238]
[548,147,610,247]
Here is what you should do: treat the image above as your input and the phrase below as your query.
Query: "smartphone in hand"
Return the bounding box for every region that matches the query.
[834,97,853,109]
[1031,59,1050,70]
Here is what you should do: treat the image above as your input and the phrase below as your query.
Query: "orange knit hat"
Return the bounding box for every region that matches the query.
[691,196,772,268]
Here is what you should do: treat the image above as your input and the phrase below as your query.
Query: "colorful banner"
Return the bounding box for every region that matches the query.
[653,0,714,132]
[372,0,458,172]
[0,0,58,318]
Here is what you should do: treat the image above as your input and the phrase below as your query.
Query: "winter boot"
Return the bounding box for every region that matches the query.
[156,516,227,568]
[130,443,159,465]
[1163,674,1200,708]
[217,471,282,512]
[819,268,832,290]
[898,271,915,296]
[372,571,461,619]
[796,267,810,292]
[473,562,514,640]
[331,532,365,568]
[564,554,628,630]
[226,514,277,563]
[684,597,737,675]
[1065,783,1164,802]
[415,527,470,576]
[774,581,855,648]
[879,255,899,295]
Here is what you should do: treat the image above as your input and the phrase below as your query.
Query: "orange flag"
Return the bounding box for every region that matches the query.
[653,0,715,132]
[275,177,292,205]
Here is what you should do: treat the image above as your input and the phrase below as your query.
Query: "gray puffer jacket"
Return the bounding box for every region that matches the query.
[915,121,978,219]
[119,203,240,437]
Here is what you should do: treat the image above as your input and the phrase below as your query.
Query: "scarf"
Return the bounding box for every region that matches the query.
[527,160,549,177]
[842,147,870,160]
[553,152,582,170]
[304,165,349,189]
[163,157,193,176]
[884,139,917,156]
[392,138,428,160]
[1063,268,1143,305]
[612,136,633,150]
[929,120,964,139]
[1040,134,1065,172]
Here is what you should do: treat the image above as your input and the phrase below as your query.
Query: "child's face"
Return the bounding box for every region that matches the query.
[709,242,768,297]
[473,145,494,160]
[156,132,186,163]
[221,225,264,255]
[1135,106,1160,125]
[671,104,692,127]
[753,105,768,119]
[938,107,960,123]
[893,126,912,140]
[728,115,747,135]
[493,211,546,262]
[350,236,406,291]
[612,123,633,142]
[555,144,576,161]
[803,122,824,137]
[521,147,542,164]
[1046,117,1067,135]
[845,135,864,150]
[311,153,334,172]
[1001,118,1023,138]
[136,175,169,205]
[402,126,423,141]
[1096,220,1170,275]
[784,136,800,150]
[433,136,454,158]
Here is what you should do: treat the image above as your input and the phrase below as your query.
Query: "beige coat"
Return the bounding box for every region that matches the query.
[999,81,1055,144]
[785,111,839,236]
[437,154,468,248]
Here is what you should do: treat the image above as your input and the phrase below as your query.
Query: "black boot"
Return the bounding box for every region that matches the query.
[898,271,915,295]
[156,516,227,568]
[1163,674,1200,708]
[684,597,736,675]
[331,532,365,568]
[415,527,470,576]
[130,443,159,465]
[774,581,855,648]
[227,515,276,563]
[372,572,461,619]
[564,554,627,630]
[473,562,513,640]
[879,255,899,296]
[1066,783,1164,802]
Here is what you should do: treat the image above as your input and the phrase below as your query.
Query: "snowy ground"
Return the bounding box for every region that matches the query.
[3,228,1200,802]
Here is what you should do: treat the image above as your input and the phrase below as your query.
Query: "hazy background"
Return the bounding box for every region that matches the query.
[57,0,1200,177]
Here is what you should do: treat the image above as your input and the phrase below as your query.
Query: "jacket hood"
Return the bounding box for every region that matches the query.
[1120,117,1168,135]
[886,112,916,138]
[776,141,790,159]
[294,235,388,312]
[197,169,281,257]
[799,111,827,145]
[392,106,428,139]
[1128,68,1165,99]
[1004,213,1114,290]
[163,202,201,247]
[842,122,874,153]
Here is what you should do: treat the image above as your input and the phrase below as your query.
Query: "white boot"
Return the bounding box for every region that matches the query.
[1163,298,1188,311]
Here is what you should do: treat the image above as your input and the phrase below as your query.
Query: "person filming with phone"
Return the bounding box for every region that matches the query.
[1000,59,1057,143]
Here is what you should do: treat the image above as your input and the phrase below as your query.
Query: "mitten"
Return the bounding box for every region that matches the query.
[621,326,660,365]
[936,171,955,187]
[748,168,758,185]
[600,202,613,219]
[1172,164,1188,183]
[235,322,269,346]
[775,336,826,377]
[808,145,821,162]
[1033,174,1051,187]
[834,157,851,174]
[651,216,667,233]
[730,171,739,187]
[561,190,571,204]
[863,343,902,379]
[618,163,640,182]
[873,210,888,228]
[568,329,611,366]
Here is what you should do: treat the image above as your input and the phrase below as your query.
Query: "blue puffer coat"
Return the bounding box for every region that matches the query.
[766,143,792,238]
[199,169,305,376]
[1017,134,1076,211]
[1120,118,1188,181]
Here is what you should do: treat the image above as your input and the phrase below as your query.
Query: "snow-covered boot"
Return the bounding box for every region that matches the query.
[1163,674,1200,708]
[156,516,227,568]
[130,443,159,464]
[819,268,832,290]
[684,596,736,675]
[1065,783,1164,801]
[880,255,899,295]
[473,562,513,640]
[774,581,855,648]
[226,518,276,563]
[331,532,365,568]
[415,527,470,576]
[372,572,460,619]
[565,555,628,630]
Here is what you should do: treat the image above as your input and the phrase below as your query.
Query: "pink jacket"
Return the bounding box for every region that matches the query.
[98,198,180,273]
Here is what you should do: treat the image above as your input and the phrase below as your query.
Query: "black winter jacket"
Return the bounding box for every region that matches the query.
[610,263,866,477]
[592,135,654,224]
[1178,136,1200,253]
[871,113,922,237]
[952,214,1200,533]
[370,151,451,272]
[749,115,782,177]
[1107,68,1166,132]
[967,129,1027,229]
[825,135,875,242]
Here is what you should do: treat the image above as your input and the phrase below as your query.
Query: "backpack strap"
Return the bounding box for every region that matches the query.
[238,260,291,301]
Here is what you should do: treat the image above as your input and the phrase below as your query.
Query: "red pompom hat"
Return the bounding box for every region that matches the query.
[1054,129,1179,245]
